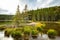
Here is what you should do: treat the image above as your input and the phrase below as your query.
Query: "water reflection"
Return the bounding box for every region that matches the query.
[0,31,60,40]
[0,31,13,40]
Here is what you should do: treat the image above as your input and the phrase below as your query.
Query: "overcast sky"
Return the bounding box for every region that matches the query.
[0,0,60,15]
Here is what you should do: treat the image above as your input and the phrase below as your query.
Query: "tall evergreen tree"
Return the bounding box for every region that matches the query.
[13,5,21,27]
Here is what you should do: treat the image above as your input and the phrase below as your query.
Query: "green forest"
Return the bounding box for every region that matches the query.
[27,6,60,21]
[0,15,13,20]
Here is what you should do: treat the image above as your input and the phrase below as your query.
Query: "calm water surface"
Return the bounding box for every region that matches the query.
[0,31,13,40]
[0,31,60,40]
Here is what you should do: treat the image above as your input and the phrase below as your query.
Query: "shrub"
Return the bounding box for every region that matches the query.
[35,22,45,33]
[31,30,38,39]
[11,31,23,38]
[11,30,23,40]
[4,28,13,37]
[15,28,23,32]
[24,26,31,35]
[47,29,57,39]
[35,22,46,28]
[37,27,43,32]
[0,26,6,31]
[31,30,38,35]
[24,29,30,35]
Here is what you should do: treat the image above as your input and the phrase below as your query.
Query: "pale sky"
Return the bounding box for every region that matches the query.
[0,0,60,15]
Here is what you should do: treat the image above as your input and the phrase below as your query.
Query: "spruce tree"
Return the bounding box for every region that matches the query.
[13,5,21,27]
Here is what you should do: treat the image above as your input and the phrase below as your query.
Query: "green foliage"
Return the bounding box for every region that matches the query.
[0,15,13,20]
[4,28,13,37]
[31,30,38,35]
[10,28,23,38]
[47,29,57,36]
[11,31,23,38]
[12,5,22,27]
[27,6,60,21]
[24,30,30,35]
[0,26,6,31]
[23,26,32,35]
[15,28,23,32]
[37,27,43,32]
[43,22,60,36]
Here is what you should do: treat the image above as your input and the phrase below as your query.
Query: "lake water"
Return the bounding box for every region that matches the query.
[0,31,13,40]
[0,31,60,40]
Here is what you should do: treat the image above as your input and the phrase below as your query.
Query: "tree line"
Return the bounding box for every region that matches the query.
[27,6,60,21]
[0,6,60,21]
[0,15,13,20]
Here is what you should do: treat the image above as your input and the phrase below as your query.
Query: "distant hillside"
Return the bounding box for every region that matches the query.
[0,15,13,20]
[27,6,60,21]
